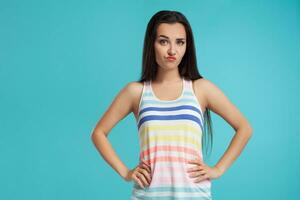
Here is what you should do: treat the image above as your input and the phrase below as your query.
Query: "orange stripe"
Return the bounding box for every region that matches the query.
[140,145,201,160]
[142,155,202,166]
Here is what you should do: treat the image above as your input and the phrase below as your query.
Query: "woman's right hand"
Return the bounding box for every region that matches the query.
[124,160,152,189]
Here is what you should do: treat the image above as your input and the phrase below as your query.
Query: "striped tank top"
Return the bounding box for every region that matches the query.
[131,77,212,200]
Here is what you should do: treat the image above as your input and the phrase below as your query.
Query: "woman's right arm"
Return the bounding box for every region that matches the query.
[91,82,135,180]
[90,82,151,188]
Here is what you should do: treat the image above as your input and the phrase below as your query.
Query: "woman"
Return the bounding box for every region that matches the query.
[91,10,253,199]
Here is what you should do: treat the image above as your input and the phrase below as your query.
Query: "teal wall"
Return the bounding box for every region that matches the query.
[1,0,299,199]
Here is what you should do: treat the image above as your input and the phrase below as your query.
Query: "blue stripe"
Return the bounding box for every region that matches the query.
[132,186,212,200]
[132,194,211,200]
[137,114,203,131]
[140,99,204,118]
[139,105,202,119]
[132,196,211,200]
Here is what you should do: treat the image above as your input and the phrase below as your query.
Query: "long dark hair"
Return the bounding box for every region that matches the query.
[138,10,214,158]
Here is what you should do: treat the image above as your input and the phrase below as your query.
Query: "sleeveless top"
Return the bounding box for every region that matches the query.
[131,77,212,200]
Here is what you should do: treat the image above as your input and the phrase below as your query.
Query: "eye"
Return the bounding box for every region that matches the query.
[177,41,185,45]
[159,39,168,45]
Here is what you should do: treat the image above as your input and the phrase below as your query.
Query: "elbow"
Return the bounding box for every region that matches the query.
[91,131,99,142]
[91,131,96,142]
[245,123,253,138]
[236,121,253,138]
[91,129,106,142]
[90,132,96,143]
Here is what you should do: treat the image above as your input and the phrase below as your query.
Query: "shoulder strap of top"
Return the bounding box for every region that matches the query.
[144,80,151,94]
[184,78,194,92]
[137,81,147,115]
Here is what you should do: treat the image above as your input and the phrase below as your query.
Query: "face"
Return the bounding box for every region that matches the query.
[154,22,187,70]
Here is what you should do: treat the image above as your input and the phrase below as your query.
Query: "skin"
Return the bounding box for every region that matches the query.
[91,22,253,189]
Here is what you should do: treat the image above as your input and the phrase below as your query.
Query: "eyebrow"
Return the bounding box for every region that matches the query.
[158,34,186,40]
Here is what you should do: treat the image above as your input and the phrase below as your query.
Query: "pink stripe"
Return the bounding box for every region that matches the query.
[140,145,202,161]
[150,175,211,187]
[142,155,204,166]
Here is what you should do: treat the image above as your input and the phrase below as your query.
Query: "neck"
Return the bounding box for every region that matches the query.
[154,66,182,84]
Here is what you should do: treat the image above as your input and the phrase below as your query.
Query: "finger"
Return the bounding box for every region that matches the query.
[139,167,151,183]
[189,171,201,178]
[137,170,150,186]
[141,160,150,166]
[189,158,204,163]
[187,159,202,165]
[133,174,145,189]
[141,163,151,174]
[194,174,209,183]
[186,166,202,173]
[190,170,207,178]
[141,159,151,167]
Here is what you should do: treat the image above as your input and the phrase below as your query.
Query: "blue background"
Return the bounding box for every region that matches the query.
[1,0,299,199]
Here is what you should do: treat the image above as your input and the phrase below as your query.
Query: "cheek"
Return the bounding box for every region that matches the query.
[154,47,166,61]
[179,47,186,59]
[154,45,165,56]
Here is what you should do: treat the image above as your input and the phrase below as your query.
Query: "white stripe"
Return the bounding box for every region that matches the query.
[132,189,212,198]
[142,150,199,161]
[139,99,200,109]
[138,119,202,132]
[139,108,202,121]
[149,180,212,189]
[140,161,191,168]
[141,95,195,101]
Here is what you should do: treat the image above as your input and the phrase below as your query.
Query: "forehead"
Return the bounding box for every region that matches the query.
[156,23,186,38]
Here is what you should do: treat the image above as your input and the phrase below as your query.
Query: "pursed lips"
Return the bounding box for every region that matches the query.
[166,56,176,61]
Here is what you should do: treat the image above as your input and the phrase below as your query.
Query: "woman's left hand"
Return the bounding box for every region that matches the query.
[186,158,223,183]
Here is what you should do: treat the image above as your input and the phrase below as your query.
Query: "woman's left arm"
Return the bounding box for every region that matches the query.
[202,79,253,176]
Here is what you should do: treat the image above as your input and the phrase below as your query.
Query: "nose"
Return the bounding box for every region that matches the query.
[167,43,176,55]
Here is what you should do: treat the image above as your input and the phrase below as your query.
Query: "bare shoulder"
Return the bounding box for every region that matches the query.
[125,81,144,101]
[194,78,253,132]
[193,77,214,89]
[193,78,218,96]
[191,78,210,110]
[125,81,144,117]
[192,77,232,113]
[193,77,226,109]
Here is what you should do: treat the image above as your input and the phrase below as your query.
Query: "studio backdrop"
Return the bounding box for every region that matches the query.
[0,0,299,199]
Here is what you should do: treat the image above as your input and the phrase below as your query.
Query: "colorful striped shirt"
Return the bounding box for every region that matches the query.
[131,77,212,199]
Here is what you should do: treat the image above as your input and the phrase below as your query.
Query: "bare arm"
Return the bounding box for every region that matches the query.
[200,79,253,175]
[91,82,136,180]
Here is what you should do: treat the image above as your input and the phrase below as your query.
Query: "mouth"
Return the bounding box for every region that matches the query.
[166,56,176,61]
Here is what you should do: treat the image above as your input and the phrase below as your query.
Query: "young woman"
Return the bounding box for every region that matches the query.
[91,10,253,199]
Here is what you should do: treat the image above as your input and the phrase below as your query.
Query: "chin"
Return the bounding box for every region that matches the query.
[162,65,178,70]
[157,61,178,69]
[166,62,178,67]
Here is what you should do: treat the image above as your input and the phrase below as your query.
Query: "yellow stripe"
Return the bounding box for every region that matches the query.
[139,124,202,138]
[141,135,201,149]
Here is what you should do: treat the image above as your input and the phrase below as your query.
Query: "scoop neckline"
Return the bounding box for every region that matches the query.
[150,77,185,102]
